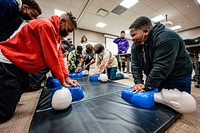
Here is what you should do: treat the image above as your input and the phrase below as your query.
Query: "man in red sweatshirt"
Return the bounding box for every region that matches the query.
[0,12,79,123]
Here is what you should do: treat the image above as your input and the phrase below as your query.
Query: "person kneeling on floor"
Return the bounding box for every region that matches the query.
[92,43,129,80]
[0,12,80,123]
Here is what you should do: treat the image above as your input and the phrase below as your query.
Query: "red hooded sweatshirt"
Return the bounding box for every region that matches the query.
[0,16,68,84]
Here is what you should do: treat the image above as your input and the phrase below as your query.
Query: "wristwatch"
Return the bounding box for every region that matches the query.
[144,86,155,92]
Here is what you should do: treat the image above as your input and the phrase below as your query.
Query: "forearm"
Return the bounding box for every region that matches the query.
[113,37,120,43]
[86,58,95,66]
[77,58,85,68]
[97,62,106,73]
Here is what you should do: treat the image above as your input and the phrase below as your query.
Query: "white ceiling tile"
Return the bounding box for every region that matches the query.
[91,0,107,7]
[69,6,80,17]
[110,0,122,4]
[149,1,170,10]
[86,5,100,14]
[190,17,200,26]
[71,0,85,8]
[129,2,146,13]
[101,0,118,12]
[36,0,200,36]
[122,10,138,19]
[137,6,155,16]
[139,0,158,6]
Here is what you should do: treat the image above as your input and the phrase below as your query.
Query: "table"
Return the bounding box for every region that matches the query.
[117,53,131,73]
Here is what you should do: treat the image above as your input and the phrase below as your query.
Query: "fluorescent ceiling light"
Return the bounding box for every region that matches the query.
[96,22,107,28]
[151,15,165,22]
[195,0,200,5]
[120,0,138,9]
[125,30,130,34]
[55,9,65,16]
[169,25,182,30]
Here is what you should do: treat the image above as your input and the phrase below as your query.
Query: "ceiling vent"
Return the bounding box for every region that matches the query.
[96,8,109,17]
[111,5,127,15]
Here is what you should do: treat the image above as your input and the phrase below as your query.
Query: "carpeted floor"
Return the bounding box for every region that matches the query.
[0,77,199,133]
[0,89,42,133]
[165,84,200,133]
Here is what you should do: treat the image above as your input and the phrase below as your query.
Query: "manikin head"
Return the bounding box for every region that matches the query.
[51,87,72,110]
[98,74,108,82]
[82,70,89,76]
[154,89,196,114]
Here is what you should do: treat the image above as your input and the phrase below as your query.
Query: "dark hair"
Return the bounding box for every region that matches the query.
[94,44,104,54]
[129,16,152,30]
[121,30,125,34]
[61,39,71,47]
[86,44,93,51]
[22,0,42,15]
[61,12,77,29]
[81,35,87,43]
[77,45,83,51]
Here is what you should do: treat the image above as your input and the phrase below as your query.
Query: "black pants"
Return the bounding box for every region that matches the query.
[85,57,92,71]
[117,55,125,71]
[27,68,49,92]
[0,63,30,123]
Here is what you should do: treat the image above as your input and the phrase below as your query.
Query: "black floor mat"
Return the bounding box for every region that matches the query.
[29,77,180,133]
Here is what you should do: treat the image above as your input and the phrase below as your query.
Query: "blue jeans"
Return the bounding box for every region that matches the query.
[107,67,124,80]
[158,75,192,93]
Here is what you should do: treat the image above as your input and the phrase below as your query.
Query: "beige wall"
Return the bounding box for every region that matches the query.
[67,27,199,47]
[74,28,105,46]
[178,27,200,39]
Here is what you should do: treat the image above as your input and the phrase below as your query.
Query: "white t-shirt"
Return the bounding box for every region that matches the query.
[76,42,88,50]
[0,52,12,64]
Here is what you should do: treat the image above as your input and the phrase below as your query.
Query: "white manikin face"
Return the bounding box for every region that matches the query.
[154,89,196,114]
[82,70,89,76]
[51,87,72,110]
[99,74,108,82]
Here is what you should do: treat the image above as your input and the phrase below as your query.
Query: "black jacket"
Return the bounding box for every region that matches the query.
[131,22,192,88]
[0,0,23,41]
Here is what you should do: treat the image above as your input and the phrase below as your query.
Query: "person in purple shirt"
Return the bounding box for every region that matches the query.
[113,30,129,72]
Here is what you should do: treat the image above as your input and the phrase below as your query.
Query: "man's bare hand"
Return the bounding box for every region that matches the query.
[66,78,80,86]
[132,84,145,92]
[75,67,81,72]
